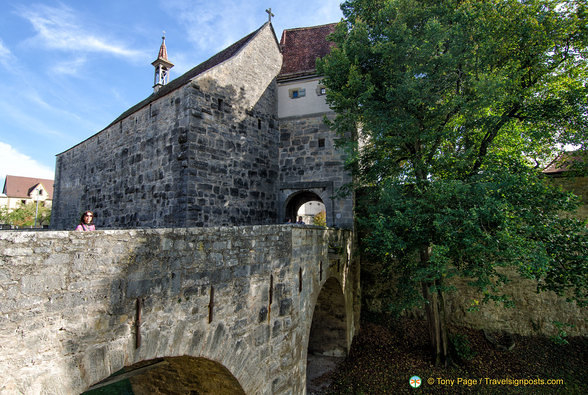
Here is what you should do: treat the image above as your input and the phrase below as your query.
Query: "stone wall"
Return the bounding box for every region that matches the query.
[444,175,587,336]
[361,259,586,337]
[52,87,189,229]
[181,80,280,227]
[199,24,282,113]
[278,113,353,228]
[0,225,359,394]
[182,23,283,227]
[445,270,587,336]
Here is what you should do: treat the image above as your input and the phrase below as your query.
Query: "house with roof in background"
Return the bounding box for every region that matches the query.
[543,151,587,220]
[51,19,352,230]
[1,175,54,212]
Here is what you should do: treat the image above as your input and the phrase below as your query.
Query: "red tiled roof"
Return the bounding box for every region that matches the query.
[279,23,337,79]
[2,175,54,199]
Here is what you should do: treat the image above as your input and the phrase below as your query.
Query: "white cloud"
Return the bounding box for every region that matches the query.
[0,39,11,57]
[51,56,88,76]
[0,99,66,138]
[18,3,147,61]
[164,0,259,52]
[0,142,55,184]
[0,38,16,70]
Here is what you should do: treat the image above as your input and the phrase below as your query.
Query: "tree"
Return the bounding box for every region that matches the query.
[318,0,587,365]
[0,206,9,225]
[35,203,52,227]
[5,202,51,227]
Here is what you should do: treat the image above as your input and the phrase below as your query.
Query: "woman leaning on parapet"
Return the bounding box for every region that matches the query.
[76,210,96,231]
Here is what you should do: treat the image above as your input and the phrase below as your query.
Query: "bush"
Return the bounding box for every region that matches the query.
[313,211,327,227]
[451,333,477,361]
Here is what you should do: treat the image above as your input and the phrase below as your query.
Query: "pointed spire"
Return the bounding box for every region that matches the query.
[152,31,174,92]
[157,32,169,61]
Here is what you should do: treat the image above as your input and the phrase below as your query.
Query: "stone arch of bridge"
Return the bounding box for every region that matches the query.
[307,276,348,357]
[84,356,245,394]
[305,275,350,391]
[283,189,327,225]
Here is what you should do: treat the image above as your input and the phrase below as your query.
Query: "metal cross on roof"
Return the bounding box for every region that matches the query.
[265,8,275,23]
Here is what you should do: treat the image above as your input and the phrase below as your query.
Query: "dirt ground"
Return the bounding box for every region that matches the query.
[310,316,587,394]
[307,354,346,394]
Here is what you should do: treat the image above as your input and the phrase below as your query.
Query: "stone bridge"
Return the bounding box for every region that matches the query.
[0,225,359,394]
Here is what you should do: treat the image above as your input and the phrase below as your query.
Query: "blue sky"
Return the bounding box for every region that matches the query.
[0,0,344,185]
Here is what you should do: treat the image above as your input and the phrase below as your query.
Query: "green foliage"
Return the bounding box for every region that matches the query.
[0,206,9,223]
[3,202,51,227]
[313,211,327,227]
[450,333,477,361]
[550,321,574,345]
[319,0,588,312]
[358,161,587,307]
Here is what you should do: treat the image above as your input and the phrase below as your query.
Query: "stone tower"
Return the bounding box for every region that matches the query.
[276,23,353,228]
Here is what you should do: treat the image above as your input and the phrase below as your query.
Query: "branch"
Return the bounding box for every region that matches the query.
[469,105,520,176]
[427,105,462,166]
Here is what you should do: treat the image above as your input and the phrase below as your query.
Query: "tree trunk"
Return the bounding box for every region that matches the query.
[420,249,450,366]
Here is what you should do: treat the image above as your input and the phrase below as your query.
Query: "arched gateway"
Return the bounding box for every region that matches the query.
[0,225,359,394]
[284,190,326,225]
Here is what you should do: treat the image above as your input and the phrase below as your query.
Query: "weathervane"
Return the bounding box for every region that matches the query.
[265,8,275,23]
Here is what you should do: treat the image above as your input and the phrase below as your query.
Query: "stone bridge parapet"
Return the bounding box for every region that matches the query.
[0,225,359,394]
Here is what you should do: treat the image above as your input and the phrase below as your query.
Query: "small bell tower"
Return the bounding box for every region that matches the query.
[152,32,174,92]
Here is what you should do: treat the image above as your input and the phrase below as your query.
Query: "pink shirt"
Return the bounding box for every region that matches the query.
[76,224,96,231]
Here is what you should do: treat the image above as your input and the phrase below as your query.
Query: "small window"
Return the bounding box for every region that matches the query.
[317,86,327,95]
[258,119,262,129]
[289,88,306,99]
[38,189,43,196]
[218,98,223,111]
[318,138,325,148]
